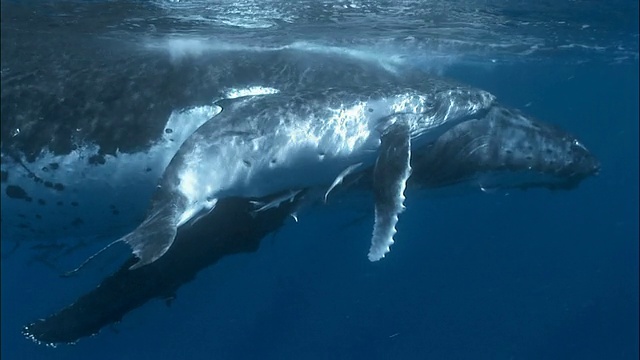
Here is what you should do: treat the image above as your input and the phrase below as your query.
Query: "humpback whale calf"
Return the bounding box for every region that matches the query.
[22,104,599,345]
[118,84,498,269]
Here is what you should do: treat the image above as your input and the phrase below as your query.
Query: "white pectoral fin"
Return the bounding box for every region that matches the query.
[368,121,412,261]
[324,162,363,203]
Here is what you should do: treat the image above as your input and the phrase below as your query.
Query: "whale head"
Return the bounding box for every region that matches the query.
[410,105,600,191]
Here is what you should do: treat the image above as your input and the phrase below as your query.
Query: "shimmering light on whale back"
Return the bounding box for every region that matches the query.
[223,86,280,99]
[322,101,372,153]
[390,94,430,114]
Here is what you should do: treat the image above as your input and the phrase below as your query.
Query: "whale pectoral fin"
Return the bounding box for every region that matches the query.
[368,121,412,261]
[122,204,178,270]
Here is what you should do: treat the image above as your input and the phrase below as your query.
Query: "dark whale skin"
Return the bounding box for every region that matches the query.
[23,196,296,345]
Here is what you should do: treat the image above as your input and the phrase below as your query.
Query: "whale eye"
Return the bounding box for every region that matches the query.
[243,160,252,167]
[271,159,277,164]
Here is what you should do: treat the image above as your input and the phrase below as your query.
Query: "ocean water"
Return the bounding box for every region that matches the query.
[1,1,638,359]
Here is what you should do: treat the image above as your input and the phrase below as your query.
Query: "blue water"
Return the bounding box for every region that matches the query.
[1,1,638,359]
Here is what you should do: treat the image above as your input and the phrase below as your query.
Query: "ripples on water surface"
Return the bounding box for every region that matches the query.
[2,0,638,65]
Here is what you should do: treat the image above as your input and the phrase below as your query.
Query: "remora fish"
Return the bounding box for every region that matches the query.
[23,107,599,345]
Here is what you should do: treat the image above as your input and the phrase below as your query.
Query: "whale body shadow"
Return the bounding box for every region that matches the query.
[24,196,295,345]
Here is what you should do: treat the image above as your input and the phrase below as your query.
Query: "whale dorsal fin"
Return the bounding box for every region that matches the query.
[122,203,178,270]
[368,120,412,261]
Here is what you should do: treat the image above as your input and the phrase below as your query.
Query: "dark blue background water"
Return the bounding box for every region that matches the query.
[1,1,639,359]
[2,60,637,360]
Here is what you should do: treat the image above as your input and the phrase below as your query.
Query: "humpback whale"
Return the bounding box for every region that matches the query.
[119,84,497,269]
[22,105,599,345]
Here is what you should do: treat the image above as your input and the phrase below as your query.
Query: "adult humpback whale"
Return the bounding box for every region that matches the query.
[23,105,599,345]
[0,46,597,249]
[0,46,493,246]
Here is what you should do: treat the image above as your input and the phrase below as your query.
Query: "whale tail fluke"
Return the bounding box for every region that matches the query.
[62,204,177,277]
[122,204,178,270]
